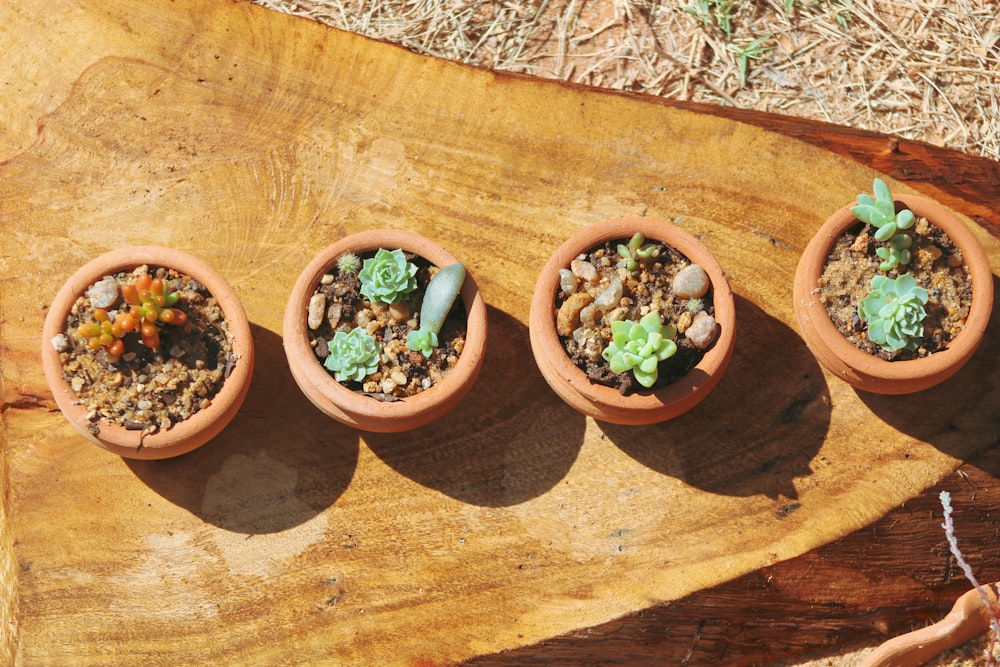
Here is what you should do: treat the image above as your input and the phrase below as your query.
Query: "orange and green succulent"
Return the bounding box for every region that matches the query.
[77,273,187,362]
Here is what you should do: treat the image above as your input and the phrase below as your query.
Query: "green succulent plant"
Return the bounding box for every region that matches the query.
[616,232,658,272]
[324,326,381,382]
[359,248,418,304]
[77,272,187,361]
[337,252,361,275]
[858,273,929,352]
[601,311,677,388]
[406,263,465,358]
[875,233,914,272]
[851,178,916,271]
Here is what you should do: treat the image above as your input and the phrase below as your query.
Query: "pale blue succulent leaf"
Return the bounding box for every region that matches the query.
[419,263,465,336]
[873,178,893,205]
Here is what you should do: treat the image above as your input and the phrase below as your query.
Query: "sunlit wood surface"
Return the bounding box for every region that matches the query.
[2,1,1000,664]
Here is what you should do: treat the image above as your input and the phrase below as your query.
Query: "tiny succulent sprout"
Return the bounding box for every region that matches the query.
[406,329,438,358]
[406,263,466,358]
[337,252,361,275]
[359,248,419,305]
[851,178,916,268]
[616,232,658,272]
[859,273,929,352]
[875,233,914,272]
[324,326,381,382]
[601,311,677,388]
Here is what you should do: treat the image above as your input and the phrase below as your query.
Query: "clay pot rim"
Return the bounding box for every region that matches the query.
[857,583,999,667]
[528,216,735,423]
[41,246,254,459]
[793,193,993,387]
[282,229,488,432]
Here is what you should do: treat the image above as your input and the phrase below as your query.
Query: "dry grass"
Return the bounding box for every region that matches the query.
[253,0,1000,161]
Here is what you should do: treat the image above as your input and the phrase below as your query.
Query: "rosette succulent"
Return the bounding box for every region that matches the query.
[851,178,916,271]
[324,326,381,382]
[601,311,677,388]
[359,248,418,304]
[858,273,929,352]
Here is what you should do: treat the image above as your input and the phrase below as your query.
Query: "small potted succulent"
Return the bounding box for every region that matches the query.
[41,246,254,460]
[282,229,488,433]
[528,216,736,425]
[793,178,993,394]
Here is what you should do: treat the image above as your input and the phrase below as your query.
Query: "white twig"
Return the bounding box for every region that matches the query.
[940,490,1000,666]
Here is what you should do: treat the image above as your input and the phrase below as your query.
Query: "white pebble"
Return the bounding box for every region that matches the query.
[86,277,119,309]
[50,334,69,352]
[571,259,598,283]
[594,278,623,310]
[559,269,578,294]
[673,264,710,299]
[606,306,627,323]
[308,293,327,330]
[685,311,718,349]
[71,376,85,392]
[326,302,342,329]
[320,273,335,285]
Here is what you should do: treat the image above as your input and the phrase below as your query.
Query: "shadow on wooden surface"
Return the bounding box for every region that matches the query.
[605,294,830,501]
[365,306,588,507]
[126,324,361,532]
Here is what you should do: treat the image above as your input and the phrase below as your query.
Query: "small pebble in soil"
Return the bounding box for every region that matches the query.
[86,277,119,309]
[672,264,710,299]
[308,293,327,330]
[326,302,342,329]
[557,292,594,336]
[685,311,718,349]
[51,333,69,352]
[559,268,578,294]
[571,258,598,283]
[594,278,623,309]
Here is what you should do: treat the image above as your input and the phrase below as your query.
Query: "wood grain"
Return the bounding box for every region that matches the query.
[2,1,999,665]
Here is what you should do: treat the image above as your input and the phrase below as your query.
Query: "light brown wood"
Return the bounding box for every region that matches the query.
[3,1,1000,665]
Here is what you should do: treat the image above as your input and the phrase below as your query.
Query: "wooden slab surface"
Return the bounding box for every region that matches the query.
[2,1,1000,665]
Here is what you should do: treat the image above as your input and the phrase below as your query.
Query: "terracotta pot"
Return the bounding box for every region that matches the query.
[528,216,736,425]
[41,246,255,460]
[858,583,999,667]
[793,193,993,394]
[283,229,488,433]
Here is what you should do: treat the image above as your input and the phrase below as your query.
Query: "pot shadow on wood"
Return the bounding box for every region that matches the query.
[126,323,360,533]
[603,295,831,500]
[856,275,1000,462]
[363,306,586,507]
[466,449,1000,667]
